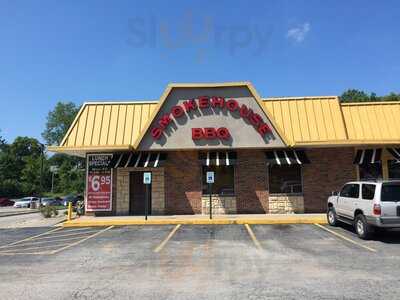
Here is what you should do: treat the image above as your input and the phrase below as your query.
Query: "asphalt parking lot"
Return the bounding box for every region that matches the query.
[0,224,400,299]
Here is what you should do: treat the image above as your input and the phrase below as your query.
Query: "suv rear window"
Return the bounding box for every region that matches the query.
[341,184,360,198]
[362,184,376,200]
[381,183,400,202]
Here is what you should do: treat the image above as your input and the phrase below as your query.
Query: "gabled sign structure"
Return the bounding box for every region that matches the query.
[136,82,290,150]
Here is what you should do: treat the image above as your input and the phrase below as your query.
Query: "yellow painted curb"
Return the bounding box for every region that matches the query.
[62,217,327,227]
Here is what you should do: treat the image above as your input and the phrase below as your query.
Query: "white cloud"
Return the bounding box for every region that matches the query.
[286,23,310,43]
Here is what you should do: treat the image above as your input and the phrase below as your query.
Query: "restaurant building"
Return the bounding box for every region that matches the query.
[50,82,400,216]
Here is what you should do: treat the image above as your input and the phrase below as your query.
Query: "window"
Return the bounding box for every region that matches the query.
[381,183,400,202]
[202,166,234,195]
[269,165,302,194]
[340,184,360,198]
[362,184,376,200]
[359,163,383,181]
[388,160,400,179]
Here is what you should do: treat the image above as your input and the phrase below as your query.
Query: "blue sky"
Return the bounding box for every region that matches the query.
[0,0,399,143]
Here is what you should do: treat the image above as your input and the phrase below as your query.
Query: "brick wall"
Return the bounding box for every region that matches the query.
[302,147,356,213]
[104,147,356,216]
[115,167,165,215]
[164,151,202,214]
[235,149,269,213]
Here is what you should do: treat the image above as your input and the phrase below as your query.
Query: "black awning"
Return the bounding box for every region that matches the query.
[387,148,400,160]
[199,151,237,166]
[353,149,382,165]
[111,152,167,168]
[265,150,310,165]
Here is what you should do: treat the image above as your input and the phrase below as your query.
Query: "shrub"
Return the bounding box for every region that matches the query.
[40,206,59,218]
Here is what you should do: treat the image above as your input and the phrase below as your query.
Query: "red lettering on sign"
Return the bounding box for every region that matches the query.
[226,99,239,111]
[151,127,163,139]
[204,127,217,139]
[192,127,231,140]
[158,114,171,129]
[239,104,250,118]
[183,99,197,112]
[210,97,225,108]
[216,127,230,140]
[250,112,263,126]
[171,105,184,118]
[258,123,271,136]
[192,128,204,140]
[198,96,210,108]
[150,96,275,141]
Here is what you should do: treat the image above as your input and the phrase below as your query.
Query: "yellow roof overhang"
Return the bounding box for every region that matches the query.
[49,82,400,156]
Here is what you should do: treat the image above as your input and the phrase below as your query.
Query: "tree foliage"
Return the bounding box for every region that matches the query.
[0,101,84,198]
[0,136,50,197]
[340,89,400,103]
[42,102,80,146]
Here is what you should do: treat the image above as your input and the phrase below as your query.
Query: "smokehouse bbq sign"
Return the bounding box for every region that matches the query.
[151,96,272,141]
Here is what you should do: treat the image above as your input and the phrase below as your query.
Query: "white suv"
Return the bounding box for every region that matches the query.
[327,180,400,239]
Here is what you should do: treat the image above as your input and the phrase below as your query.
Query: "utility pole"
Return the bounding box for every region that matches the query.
[39,143,45,208]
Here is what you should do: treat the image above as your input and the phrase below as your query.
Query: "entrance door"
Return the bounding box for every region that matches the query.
[129,171,151,215]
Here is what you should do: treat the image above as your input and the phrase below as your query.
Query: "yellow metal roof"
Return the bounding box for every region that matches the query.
[341,101,400,144]
[48,83,400,155]
[262,96,348,146]
[57,101,157,154]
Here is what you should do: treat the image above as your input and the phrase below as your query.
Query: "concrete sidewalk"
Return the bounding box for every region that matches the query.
[62,213,327,227]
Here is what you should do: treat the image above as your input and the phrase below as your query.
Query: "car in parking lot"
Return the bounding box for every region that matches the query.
[41,197,63,207]
[327,180,400,239]
[62,194,83,207]
[0,197,15,206]
[13,197,39,208]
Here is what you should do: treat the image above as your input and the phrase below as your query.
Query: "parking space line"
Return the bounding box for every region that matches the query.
[50,226,114,254]
[244,224,263,250]
[314,223,377,253]
[0,235,85,248]
[59,227,97,233]
[32,229,101,240]
[154,224,181,253]
[0,242,72,253]
[0,227,62,249]
[0,251,53,255]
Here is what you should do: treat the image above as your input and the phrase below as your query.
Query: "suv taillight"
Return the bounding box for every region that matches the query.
[373,204,381,216]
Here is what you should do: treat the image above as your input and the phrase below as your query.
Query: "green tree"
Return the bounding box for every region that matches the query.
[0,136,50,197]
[42,102,80,146]
[42,101,85,195]
[0,130,5,148]
[48,154,85,194]
[381,92,400,102]
[340,89,400,103]
[340,89,371,103]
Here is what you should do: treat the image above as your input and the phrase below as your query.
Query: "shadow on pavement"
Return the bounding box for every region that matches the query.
[338,222,400,244]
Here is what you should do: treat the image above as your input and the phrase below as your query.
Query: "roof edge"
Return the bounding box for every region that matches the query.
[341,101,400,106]
[82,100,158,105]
[263,96,338,101]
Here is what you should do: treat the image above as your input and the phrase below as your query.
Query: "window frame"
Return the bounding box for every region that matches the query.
[201,165,236,196]
[340,184,360,199]
[358,162,383,181]
[267,164,304,196]
[361,183,376,200]
[388,160,400,180]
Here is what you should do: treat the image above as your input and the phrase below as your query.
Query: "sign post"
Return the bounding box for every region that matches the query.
[49,165,59,194]
[206,171,215,220]
[143,172,152,221]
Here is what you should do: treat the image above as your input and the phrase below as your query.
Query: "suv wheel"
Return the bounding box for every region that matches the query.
[327,208,338,226]
[355,214,372,240]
